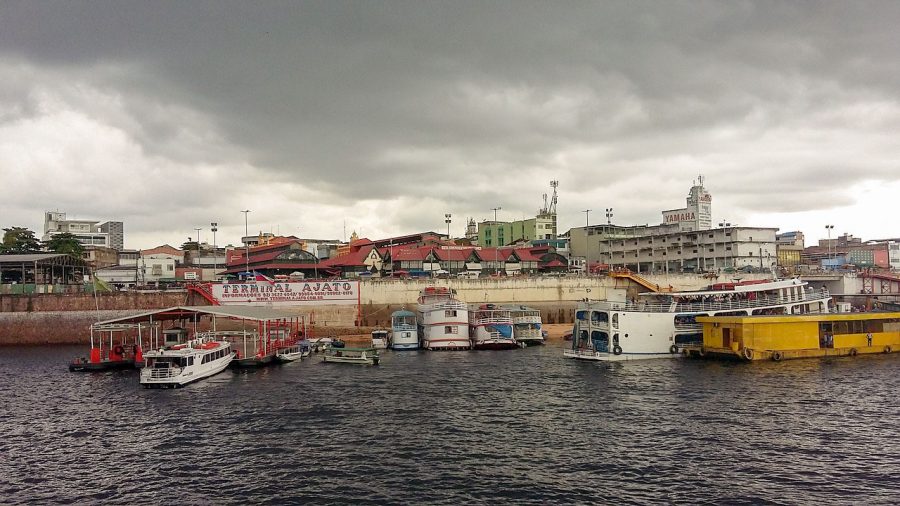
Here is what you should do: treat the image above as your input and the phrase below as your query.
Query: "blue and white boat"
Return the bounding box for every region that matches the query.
[390,309,419,350]
[469,304,517,350]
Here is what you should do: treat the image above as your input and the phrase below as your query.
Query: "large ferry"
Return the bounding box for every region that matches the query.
[141,335,235,388]
[469,304,518,350]
[390,309,419,350]
[565,278,832,361]
[417,287,470,350]
[504,305,545,346]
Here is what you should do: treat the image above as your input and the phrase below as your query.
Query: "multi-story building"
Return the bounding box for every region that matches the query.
[569,177,778,273]
[43,211,124,250]
[477,182,559,247]
[776,231,805,269]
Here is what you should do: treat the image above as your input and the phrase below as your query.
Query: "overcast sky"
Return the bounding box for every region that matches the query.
[1,1,898,249]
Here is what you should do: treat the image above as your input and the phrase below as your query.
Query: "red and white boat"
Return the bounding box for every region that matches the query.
[417,287,470,350]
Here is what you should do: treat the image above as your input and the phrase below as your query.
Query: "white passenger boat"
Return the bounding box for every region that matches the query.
[141,336,235,387]
[390,309,419,350]
[371,329,390,349]
[469,304,518,350]
[565,278,832,362]
[322,347,380,365]
[417,287,470,350]
[504,305,545,346]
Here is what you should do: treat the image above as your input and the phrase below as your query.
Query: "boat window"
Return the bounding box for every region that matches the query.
[612,333,619,345]
[591,311,607,323]
[576,310,588,321]
[611,314,619,327]
[445,310,457,317]
[187,357,193,366]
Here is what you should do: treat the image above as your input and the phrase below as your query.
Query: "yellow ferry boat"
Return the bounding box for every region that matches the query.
[695,312,900,361]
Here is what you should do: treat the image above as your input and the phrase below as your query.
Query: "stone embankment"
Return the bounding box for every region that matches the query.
[0,274,769,345]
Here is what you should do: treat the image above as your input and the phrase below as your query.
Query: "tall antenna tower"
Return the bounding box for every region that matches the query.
[540,180,559,215]
[549,180,558,214]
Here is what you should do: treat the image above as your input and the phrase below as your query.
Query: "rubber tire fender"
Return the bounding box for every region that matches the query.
[772,351,783,362]
[849,348,858,357]
[612,345,623,356]
[743,347,754,360]
[669,344,678,354]
[885,345,892,354]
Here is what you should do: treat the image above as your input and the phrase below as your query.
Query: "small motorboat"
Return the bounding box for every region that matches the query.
[275,344,304,363]
[322,347,379,365]
[371,329,389,349]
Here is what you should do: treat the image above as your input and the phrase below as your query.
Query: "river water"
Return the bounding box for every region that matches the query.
[1,343,898,504]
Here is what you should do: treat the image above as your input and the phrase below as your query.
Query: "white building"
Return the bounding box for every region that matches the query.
[569,177,778,273]
[43,211,124,250]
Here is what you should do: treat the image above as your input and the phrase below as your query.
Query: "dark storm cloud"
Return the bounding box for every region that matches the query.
[1,1,899,244]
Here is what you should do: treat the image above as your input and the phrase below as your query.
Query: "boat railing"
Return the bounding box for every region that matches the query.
[145,366,181,380]
[674,323,703,333]
[580,289,831,314]
[512,316,542,324]
[515,328,543,339]
[392,323,417,331]
[470,316,513,325]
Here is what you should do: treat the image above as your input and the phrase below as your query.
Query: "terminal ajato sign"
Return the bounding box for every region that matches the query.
[210,281,360,306]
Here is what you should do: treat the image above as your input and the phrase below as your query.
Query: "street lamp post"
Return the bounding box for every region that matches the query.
[605,208,613,270]
[825,224,834,269]
[445,213,452,239]
[242,210,251,279]
[210,222,218,278]
[582,209,591,275]
[491,207,502,275]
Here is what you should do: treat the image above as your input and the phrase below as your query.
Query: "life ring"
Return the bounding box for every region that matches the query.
[112,345,124,355]
[669,344,678,354]
[612,345,623,356]
[743,347,753,360]
[885,345,893,354]
[849,348,858,357]
[772,351,783,362]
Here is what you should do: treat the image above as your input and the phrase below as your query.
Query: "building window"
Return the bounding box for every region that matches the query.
[692,249,697,253]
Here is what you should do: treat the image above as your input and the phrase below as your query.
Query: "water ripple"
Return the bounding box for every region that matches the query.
[0,345,898,504]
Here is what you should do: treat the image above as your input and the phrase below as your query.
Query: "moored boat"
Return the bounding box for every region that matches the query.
[695,311,900,361]
[68,323,148,372]
[566,278,832,362]
[417,286,470,350]
[390,309,418,350]
[469,304,517,350]
[371,329,390,349]
[141,336,235,388]
[275,342,308,363]
[504,305,544,346]
[322,346,380,365]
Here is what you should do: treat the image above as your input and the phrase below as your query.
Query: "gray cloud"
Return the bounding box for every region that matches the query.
[1,1,899,246]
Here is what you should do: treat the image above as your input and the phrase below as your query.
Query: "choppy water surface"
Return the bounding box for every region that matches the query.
[1,343,899,504]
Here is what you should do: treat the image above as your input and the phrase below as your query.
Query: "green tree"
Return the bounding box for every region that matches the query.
[181,241,200,251]
[43,232,85,257]
[0,227,42,254]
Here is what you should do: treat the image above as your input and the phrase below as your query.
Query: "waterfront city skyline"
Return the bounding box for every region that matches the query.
[1,2,899,249]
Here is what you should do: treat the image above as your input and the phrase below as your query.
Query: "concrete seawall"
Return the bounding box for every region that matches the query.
[0,274,769,345]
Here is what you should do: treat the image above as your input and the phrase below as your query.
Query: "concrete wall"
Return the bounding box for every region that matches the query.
[0,273,776,345]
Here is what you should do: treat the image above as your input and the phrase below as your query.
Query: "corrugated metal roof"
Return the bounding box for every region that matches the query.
[0,253,74,262]
[94,305,302,325]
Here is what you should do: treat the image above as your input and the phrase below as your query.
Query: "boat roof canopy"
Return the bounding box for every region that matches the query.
[93,305,303,325]
[641,278,806,298]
